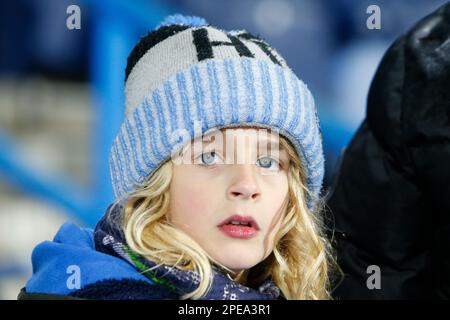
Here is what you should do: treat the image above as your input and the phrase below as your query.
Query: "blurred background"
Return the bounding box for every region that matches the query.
[0,0,448,299]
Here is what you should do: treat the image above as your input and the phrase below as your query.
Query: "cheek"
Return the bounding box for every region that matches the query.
[262,200,287,258]
[175,190,208,216]
[262,177,289,246]
[169,170,213,224]
[264,174,289,208]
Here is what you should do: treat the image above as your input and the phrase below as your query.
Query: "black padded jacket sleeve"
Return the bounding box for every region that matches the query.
[327,3,450,299]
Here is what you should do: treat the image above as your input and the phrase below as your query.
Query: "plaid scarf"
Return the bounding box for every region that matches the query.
[93,204,281,300]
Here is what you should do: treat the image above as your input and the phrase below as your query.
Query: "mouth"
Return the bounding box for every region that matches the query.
[217,214,260,239]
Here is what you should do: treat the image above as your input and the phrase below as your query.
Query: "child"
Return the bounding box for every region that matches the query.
[20,14,336,300]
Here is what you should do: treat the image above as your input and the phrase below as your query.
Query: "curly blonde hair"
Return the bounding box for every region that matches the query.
[110,134,338,299]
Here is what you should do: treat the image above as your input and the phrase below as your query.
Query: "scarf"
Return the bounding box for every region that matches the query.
[93,204,281,300]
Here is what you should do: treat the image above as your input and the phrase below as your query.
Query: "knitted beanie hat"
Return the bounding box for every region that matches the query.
[110,14,324,208]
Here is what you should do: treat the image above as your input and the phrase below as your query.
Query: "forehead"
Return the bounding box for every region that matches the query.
[186,127,287,156]
[199,127,282,145]
[176,127,290,164]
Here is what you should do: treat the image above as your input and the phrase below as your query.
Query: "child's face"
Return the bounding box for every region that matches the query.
[168,127,289,272]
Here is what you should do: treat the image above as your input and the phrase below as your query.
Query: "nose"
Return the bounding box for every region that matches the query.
[227,165,261,200]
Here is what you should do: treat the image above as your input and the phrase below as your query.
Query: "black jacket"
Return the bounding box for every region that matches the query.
[327,3,450,299]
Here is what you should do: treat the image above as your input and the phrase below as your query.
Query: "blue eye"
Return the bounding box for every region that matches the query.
[257,156,280,170]
[200,151,216,166]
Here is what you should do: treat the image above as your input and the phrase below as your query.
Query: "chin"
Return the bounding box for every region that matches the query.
[218,255,260,272]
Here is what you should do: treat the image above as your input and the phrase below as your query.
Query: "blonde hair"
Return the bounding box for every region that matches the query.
[114,135,339,299]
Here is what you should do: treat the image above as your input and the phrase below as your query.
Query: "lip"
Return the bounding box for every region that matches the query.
[217,214,260,239]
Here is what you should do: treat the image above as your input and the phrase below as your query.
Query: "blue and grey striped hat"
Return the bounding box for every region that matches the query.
[110,14,324,208]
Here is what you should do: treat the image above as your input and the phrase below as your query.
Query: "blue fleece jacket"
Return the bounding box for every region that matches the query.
[24,222,166,299]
